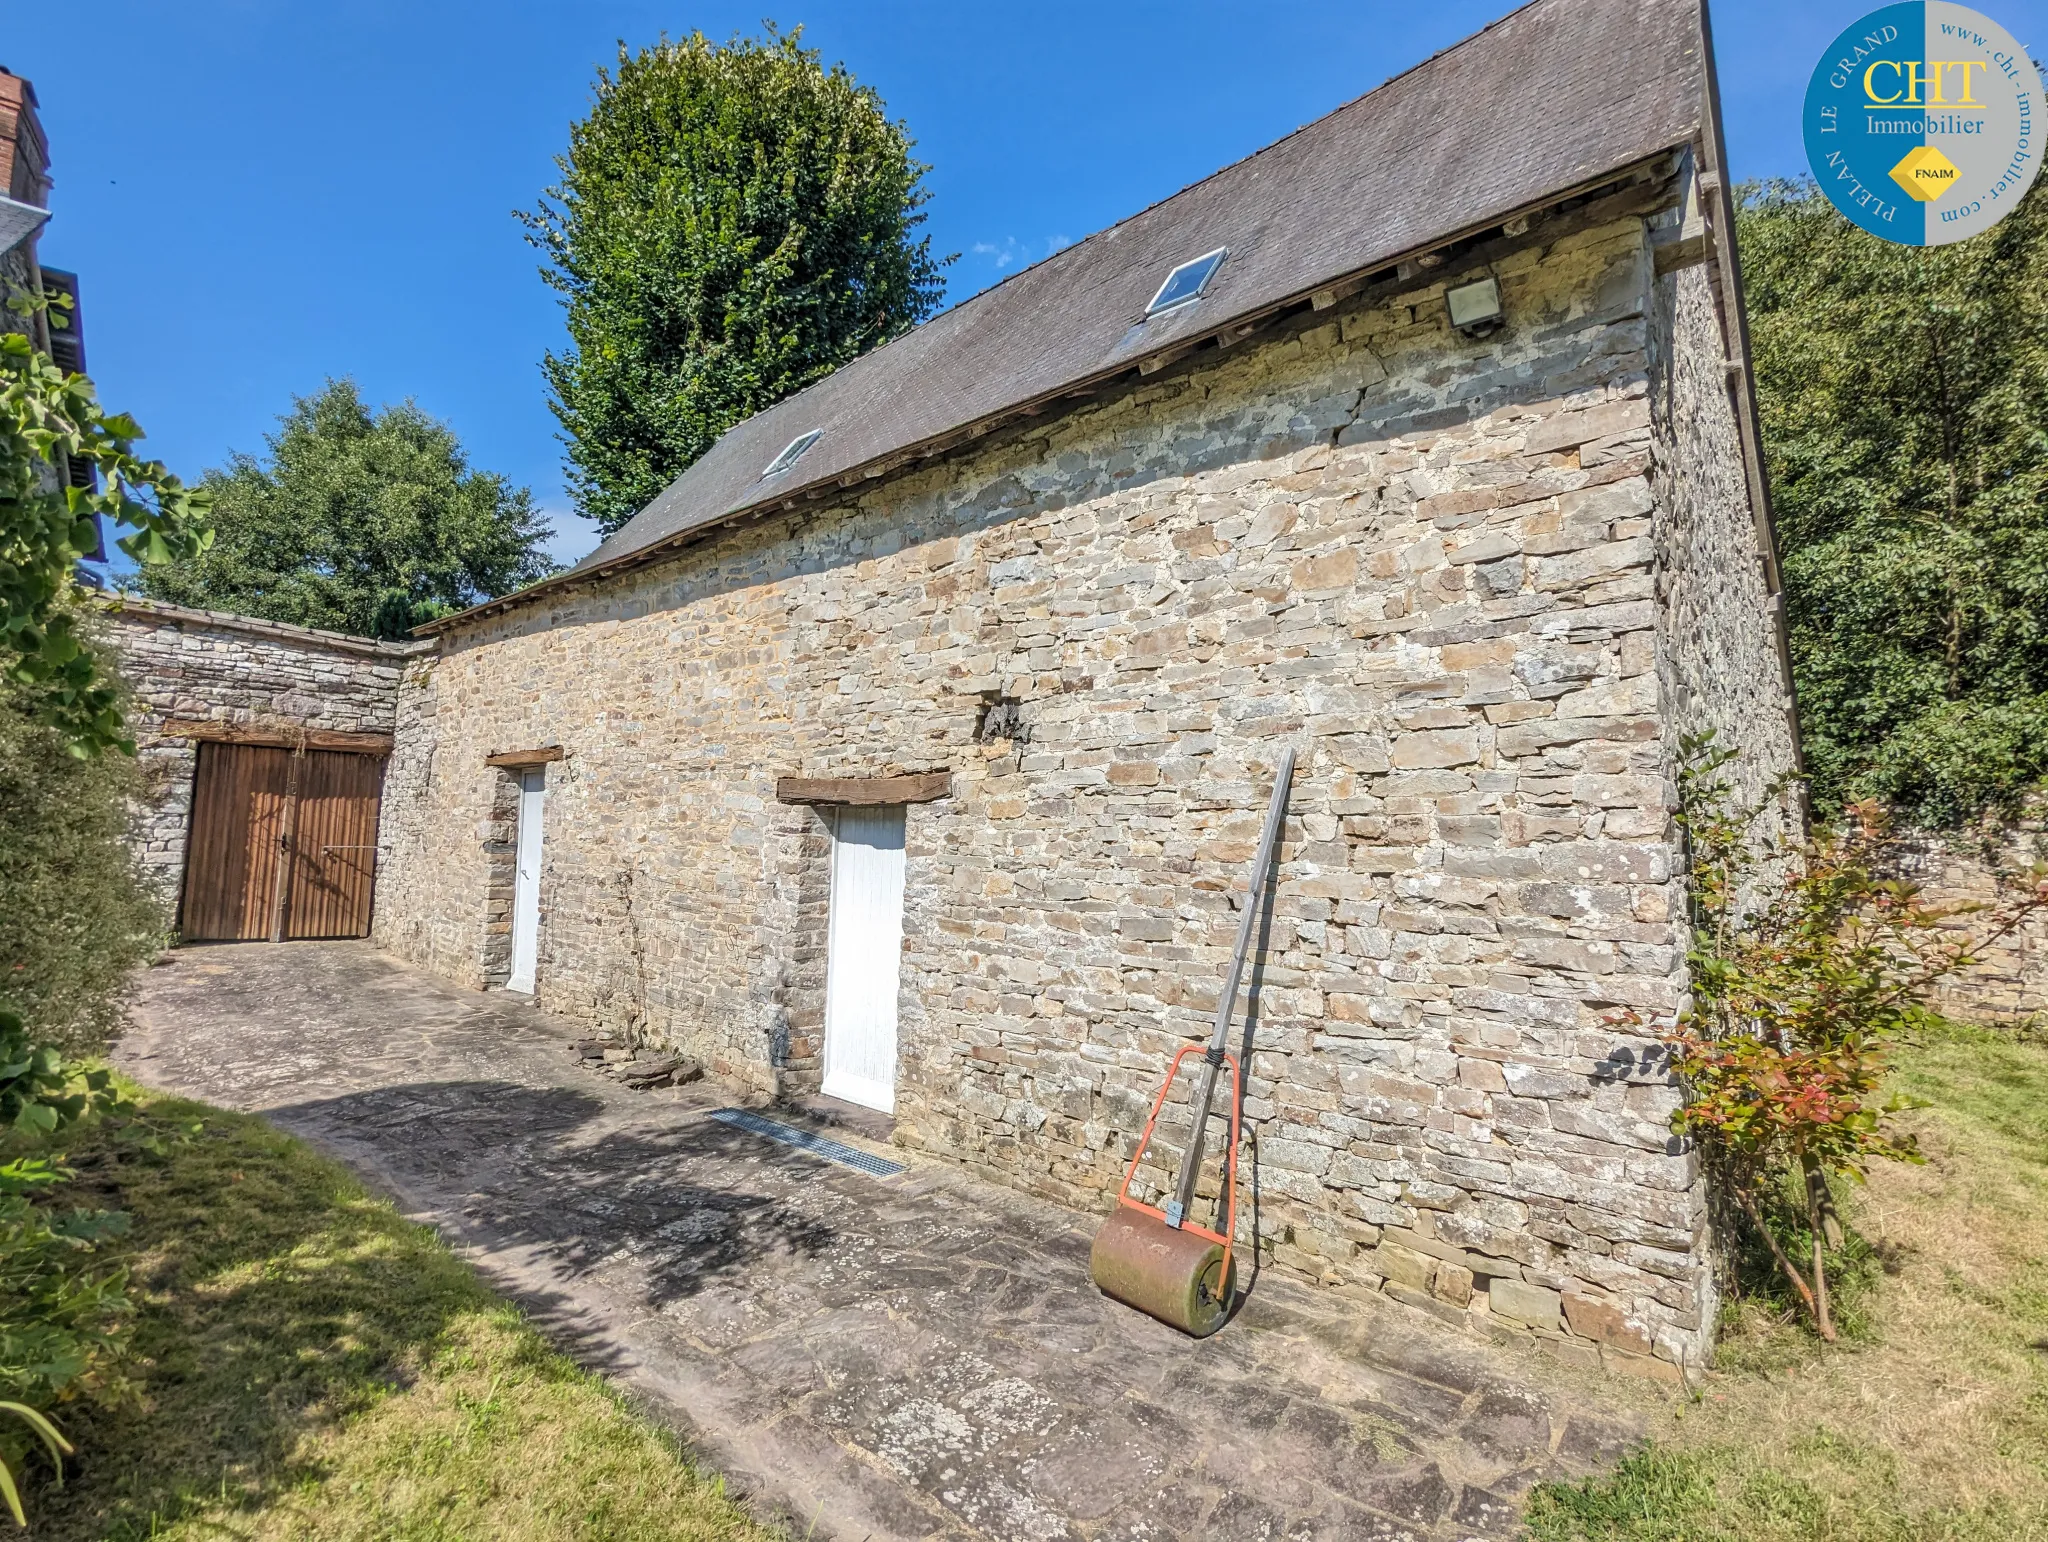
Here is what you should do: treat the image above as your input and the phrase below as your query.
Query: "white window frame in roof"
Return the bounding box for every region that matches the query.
[1144,246,1228,317]
[761,429,822,479]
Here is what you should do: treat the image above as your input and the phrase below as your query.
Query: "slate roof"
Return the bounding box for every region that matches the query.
[429,0,1712,633]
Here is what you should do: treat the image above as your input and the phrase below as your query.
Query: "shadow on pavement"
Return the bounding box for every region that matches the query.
[266,1080,842,1310]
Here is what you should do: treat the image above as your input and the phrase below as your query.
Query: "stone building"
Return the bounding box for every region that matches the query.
[374,0,1799,1373]
[93,594,423,936]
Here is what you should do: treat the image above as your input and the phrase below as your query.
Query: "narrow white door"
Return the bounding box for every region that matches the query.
[507,768,545,993]
[822,804,907,1113]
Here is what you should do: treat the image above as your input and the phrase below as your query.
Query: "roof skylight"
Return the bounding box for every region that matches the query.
[1145,247,1228,316]
[761,429,822,479]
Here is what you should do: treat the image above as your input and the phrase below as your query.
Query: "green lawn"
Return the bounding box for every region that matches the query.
[1527,1021,2048,1542]
[23,1091,773,1541]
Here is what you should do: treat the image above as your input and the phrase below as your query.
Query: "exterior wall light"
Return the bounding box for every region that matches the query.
[1446,276,1504,338]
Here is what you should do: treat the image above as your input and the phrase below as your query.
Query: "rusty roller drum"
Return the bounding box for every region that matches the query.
[1087,747,1294,1339]
[1090,1206,1237,1338]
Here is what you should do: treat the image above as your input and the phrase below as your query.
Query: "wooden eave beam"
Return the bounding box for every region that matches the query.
[160,719,394,755]
[775,772,952,806]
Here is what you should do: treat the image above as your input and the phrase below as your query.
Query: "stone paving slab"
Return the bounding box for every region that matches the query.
[117,942,1641,1542]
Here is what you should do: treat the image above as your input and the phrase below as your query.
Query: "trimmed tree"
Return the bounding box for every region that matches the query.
[139,379,554,639]
[527,26,948,536]
[1738,178,2048,827]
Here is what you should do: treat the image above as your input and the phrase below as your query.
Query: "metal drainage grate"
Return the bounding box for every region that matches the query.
[707,1108,906,1178]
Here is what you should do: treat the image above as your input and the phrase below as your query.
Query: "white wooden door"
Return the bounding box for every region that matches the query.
[822,804,907,1113]
[507,768,545,993]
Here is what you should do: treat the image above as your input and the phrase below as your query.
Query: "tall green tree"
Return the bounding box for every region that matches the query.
[527,26,948,536]
[1740,179,2048,827]
[140,379,554,639]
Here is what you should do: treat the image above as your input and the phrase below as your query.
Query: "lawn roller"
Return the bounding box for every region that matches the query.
[1089,745,1296,1337]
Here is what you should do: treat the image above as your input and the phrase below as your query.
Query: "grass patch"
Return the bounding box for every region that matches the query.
[1528,1022,2048,1541]
[23,1088,774,1541]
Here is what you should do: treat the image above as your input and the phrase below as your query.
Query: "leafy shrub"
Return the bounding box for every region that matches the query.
[0,265,199,1528]
[0,1155,131,1413]
[1648,738,2047,1340]
[1,288,211,756]
[0,631,165,1055]
[0,1007,146,1525]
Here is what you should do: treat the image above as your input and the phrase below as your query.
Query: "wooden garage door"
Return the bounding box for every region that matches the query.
[182,742,385,942]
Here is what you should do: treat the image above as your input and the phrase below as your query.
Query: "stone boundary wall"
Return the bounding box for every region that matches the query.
[92,594,423,916]
[1892,823,2048,1024]
[375,181,1794,1375]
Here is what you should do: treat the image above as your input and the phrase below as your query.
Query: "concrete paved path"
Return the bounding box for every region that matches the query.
[119,943,1639,1542]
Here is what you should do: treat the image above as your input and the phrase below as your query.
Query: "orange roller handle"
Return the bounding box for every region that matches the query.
[1111,1042,1243,1288]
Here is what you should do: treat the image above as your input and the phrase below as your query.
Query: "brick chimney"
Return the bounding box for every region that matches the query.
[0,68,50,210]
[0,67,87,517]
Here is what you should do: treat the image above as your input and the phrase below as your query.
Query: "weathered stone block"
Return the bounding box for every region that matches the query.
[1119,916,1175,942]
[1390,728,1479,770]
[1385,1281,1474,1328]
[1600,1345,1684,1381]
[1523,397,1650,454]
[1458,1058,1508,1093]
[1432,1260,1475,1306]
[1563,1291,1654,1354]
[1488,1278,1562,1331]
[1374,1242,1438,1292]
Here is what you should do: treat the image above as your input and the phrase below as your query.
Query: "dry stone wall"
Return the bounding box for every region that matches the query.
[1890,821,2048,1024]
[376,191,1796,1374]
[94,595,419,911]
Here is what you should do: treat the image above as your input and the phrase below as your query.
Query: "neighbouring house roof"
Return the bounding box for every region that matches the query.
[424,0,1720,635]
[0,193,45,257]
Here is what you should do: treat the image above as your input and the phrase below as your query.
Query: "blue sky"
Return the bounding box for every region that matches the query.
[9,0,2044,569]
